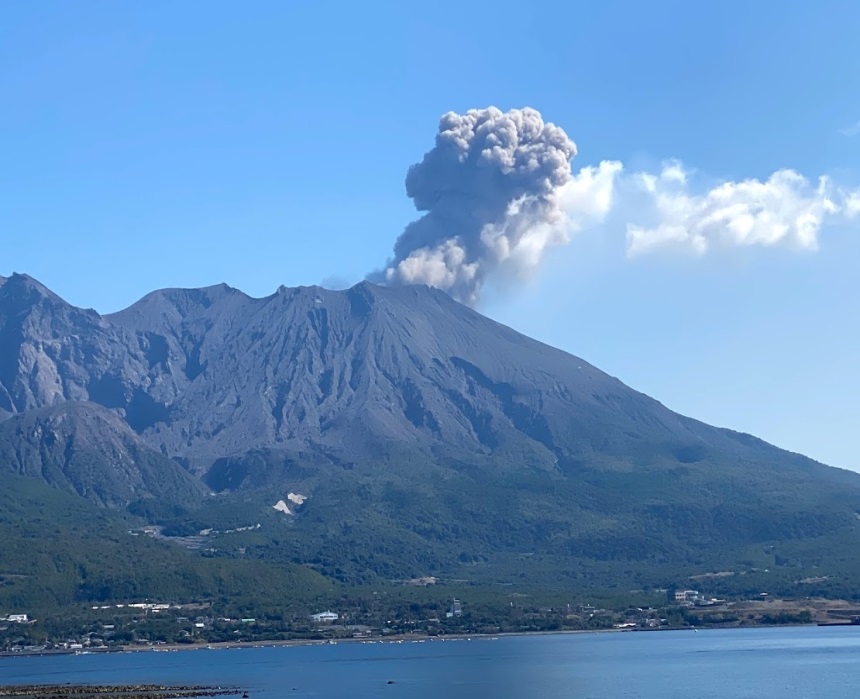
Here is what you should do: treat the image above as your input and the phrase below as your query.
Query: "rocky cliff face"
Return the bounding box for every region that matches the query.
[0,401,203,506]
[0,275,856,512]
[1,272,787,477]
[2,273,860,584]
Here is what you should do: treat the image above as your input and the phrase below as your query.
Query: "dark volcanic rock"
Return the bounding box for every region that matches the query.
[2,272,860,580]
[106,279,738,475]
[0,273,851,481]
[0,401,203,506]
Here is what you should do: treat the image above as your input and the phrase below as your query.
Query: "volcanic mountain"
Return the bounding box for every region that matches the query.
[1,271,858,589]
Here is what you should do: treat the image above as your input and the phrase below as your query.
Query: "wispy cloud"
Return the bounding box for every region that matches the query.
[839,120,860,137]
[373,108,860,305]
[623,163,858,257]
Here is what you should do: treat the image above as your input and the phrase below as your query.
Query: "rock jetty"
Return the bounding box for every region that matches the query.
[0,686,243,699]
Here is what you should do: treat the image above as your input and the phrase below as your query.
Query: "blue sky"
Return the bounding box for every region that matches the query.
[2,1,859,470]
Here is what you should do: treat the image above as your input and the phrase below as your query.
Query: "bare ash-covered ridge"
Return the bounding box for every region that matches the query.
[0,401,204,506]
[3,271,860,587]
[103,278,697,473]
[0,271,843,486]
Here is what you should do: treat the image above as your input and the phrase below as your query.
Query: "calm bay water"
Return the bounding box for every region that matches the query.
[2,626,860,698]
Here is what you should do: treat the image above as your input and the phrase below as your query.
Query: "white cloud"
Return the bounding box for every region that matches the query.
[490,159,624,267]
[386,160,624,304]
[559,160,624,221]
[379,107,859,305]
[484,160,623,279]
[385,149,858,304]
[624,163,856,257]
[387,239,479,300]
[845,190,860,219]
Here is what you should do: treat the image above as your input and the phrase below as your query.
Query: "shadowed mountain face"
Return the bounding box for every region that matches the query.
[0,272,804,476]
[0,401,204,507]
[1,272,859,586]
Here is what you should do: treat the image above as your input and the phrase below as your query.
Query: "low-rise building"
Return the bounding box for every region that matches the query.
[673,590,700,603]
[310,611,339,623]
[445,599,463,618]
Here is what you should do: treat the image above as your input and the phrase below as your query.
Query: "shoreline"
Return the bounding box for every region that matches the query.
[3,622,848,660]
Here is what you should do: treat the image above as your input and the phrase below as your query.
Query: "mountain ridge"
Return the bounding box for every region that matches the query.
[0,272,852,477]
[1,272,859,587]
[0,401,204,506]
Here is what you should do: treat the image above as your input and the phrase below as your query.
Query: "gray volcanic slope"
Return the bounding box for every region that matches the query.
[0,271,850,479]
[4,272,860,585]
[0,401,203,506]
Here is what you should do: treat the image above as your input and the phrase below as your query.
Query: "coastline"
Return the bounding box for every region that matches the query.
[1,622,837,660]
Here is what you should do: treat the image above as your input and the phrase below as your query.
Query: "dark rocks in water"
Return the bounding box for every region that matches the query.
[0,685,244,699]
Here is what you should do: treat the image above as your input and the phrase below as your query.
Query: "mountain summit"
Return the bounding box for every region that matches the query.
[0,276,777,473]
[1,275,859,586]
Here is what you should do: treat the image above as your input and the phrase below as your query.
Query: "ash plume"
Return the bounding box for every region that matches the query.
[371,107,859,301]
[373,107,590,306]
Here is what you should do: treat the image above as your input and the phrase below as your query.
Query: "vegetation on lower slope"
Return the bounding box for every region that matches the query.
[4,424,860,623]
[128,444,860,599]
[0,474,331,614]
[4,275,860,614]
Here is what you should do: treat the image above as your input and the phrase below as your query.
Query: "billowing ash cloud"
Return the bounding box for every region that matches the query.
[373,106,859,301]
[373,107,620,305]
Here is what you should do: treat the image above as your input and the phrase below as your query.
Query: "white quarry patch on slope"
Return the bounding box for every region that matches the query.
[273,493,307,515]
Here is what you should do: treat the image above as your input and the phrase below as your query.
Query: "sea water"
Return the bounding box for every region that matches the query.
[2,626,859,698]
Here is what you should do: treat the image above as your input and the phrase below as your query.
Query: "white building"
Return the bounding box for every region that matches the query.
[7,614,28,623]
[673,590,700,603]
[310,611,339,623]
[446,599,463,618]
